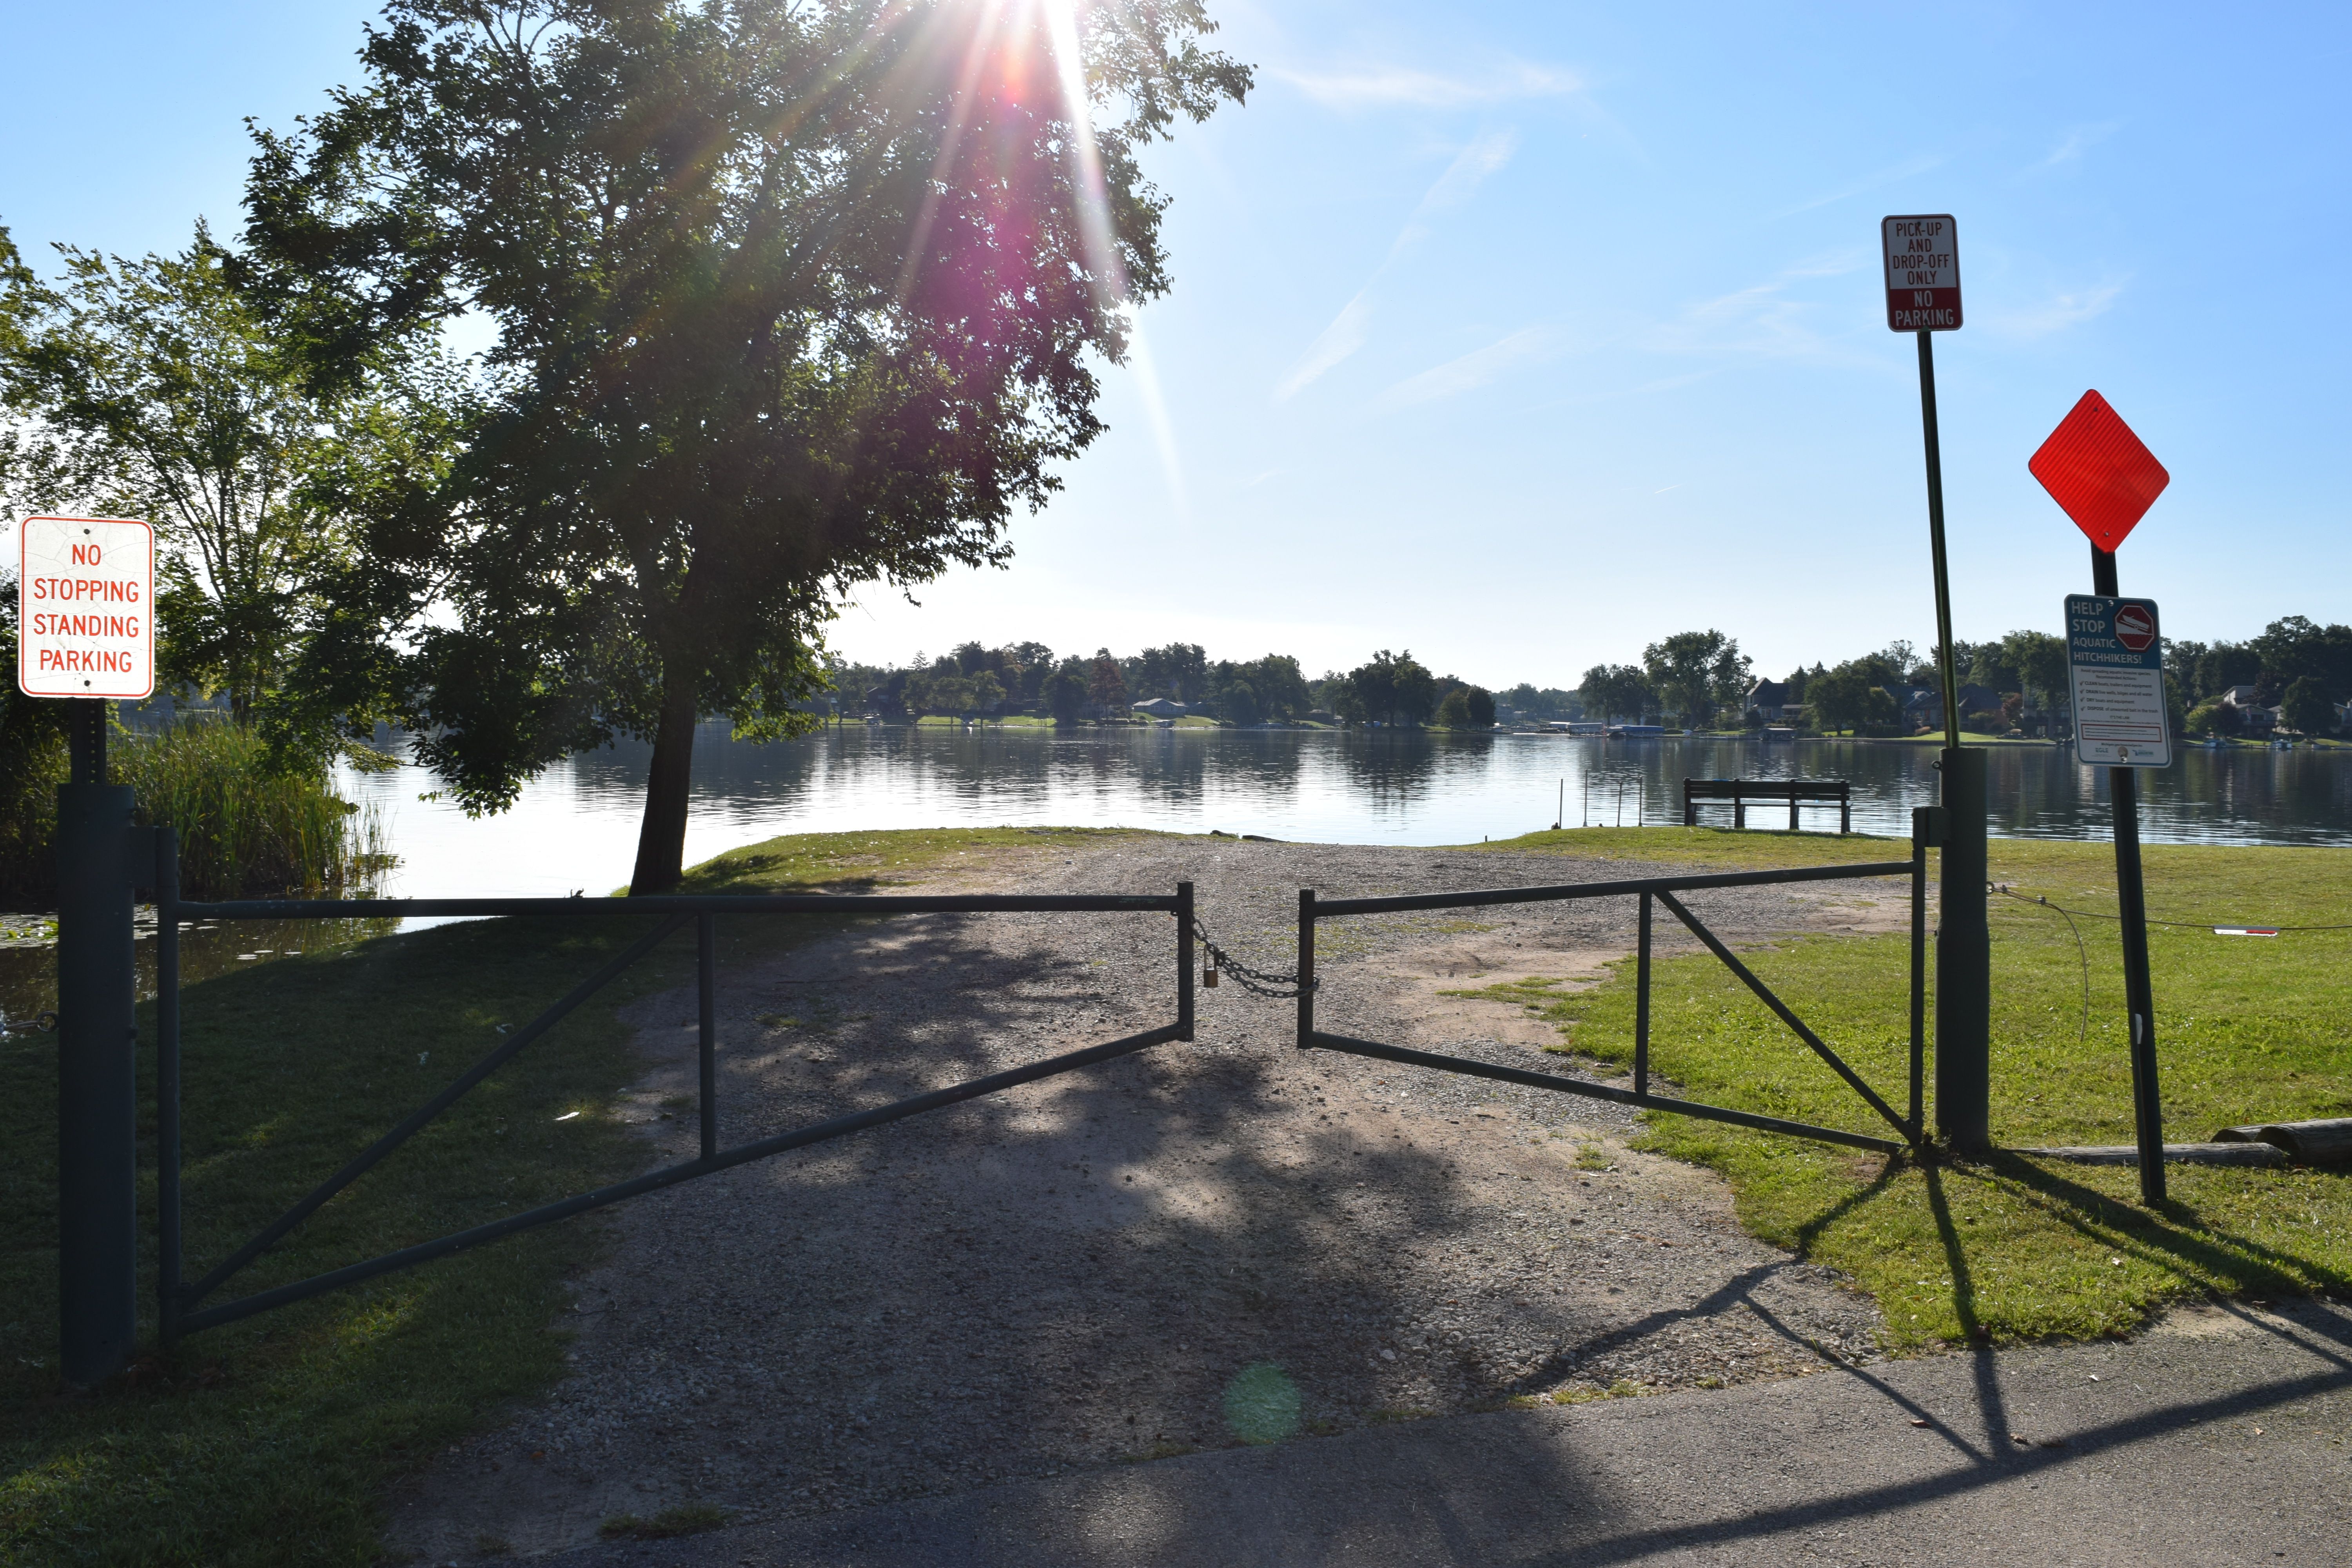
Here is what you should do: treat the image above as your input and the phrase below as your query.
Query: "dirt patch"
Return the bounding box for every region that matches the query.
[385,839,1911,1561]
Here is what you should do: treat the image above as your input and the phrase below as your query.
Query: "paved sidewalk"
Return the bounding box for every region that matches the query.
[519,1297,2352,1568]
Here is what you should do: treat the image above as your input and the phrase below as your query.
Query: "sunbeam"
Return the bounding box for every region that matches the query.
[1039,0,1191,519]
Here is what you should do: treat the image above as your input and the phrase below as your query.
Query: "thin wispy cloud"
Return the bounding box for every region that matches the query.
[1275,132,1519,399]
[1779,246,1872,279]
[1391,129,1517,253]
[1769,154,1944,220]
[1984,279,2127,340]
[1644,279,1848,365]
[1276,289,1374,399]
[1378,327,1556,408]
[1275,59,1583,109]
[2032,121,2121,171]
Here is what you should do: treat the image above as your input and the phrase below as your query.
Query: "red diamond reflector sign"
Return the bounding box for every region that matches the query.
[2028,390,2169,552]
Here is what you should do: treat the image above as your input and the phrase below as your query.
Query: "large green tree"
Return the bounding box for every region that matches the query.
[2281,677,2337,737]
[245,0,1249,891]
[1334,650,1437,727]
[1641,629,1750,731]
[1804,662,1874,734]
[1578,664,1650,725]
[2254,616,2352,701]
[1999,630,2068,720]
[0,224,454,725]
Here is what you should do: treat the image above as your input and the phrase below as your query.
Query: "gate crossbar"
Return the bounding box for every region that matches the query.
[157,850,1194,1343]
[1297,842,1929,1157]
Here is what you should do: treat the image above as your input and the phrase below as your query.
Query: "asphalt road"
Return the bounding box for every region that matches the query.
[515,1295,2352,1568]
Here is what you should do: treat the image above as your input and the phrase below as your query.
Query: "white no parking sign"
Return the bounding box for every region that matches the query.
[16,515,155,699]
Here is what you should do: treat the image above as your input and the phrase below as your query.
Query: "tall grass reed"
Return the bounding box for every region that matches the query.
[0,718,391,905]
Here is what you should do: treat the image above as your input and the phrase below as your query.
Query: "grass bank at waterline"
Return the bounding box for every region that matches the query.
[0,828,1132,1567]
[1467,826,2352,1345]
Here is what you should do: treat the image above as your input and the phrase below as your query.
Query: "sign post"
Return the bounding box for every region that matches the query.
[2030,394,2174,1203]
[18,515,154,1384]
[1883,214,1988,1154]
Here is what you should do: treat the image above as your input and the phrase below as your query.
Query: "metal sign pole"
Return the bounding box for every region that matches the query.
[2031,392,2172,1205]
[56,698,140,1384]
[2090,547,2166,1201]
[1915,328,1990,1154]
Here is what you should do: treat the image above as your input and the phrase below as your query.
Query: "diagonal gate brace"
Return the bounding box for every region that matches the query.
[1652,889,1913,1141]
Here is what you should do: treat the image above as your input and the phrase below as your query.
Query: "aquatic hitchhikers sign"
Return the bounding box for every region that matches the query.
[16,515,155,699]
[2065,595,2171,768]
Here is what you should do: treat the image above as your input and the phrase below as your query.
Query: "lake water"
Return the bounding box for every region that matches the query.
[0,724,2336,1029]
[336,726,2352,900]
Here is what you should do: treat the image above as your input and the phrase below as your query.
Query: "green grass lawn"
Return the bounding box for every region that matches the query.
[1463,826,2352,1346]
[0,828,1136,1567]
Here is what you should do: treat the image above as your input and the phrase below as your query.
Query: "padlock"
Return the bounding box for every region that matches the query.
[1204,965,1219,989]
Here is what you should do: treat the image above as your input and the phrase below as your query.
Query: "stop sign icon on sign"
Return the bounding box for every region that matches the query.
[2113,603,2156,652]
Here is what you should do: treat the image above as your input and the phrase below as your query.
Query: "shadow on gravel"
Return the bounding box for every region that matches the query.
[434,906,1636,1541]
[401,844,1893,1561]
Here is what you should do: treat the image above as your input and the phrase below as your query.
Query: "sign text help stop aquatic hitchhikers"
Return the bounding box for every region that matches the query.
[2065,595,2170,768]
[17,515,155,699]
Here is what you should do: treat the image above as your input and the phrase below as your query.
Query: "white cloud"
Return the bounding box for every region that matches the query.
[1985,279,2127,340]
[2034,121,2121,171]
[1768,154,1943,220]
[1275,60,1583,110]
[1276,289,1374,400]
[1779,246,1872,279]
[1645,282,1831,361]
[1274,132,1519,398]
[1378,327,1556,408]
[1405,130,1517,228]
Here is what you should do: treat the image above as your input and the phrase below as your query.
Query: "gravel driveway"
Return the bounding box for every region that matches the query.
[387,837,1918,1562]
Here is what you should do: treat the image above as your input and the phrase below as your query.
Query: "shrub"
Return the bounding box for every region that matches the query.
[0,717,389,904]
[2183,700,2232,737]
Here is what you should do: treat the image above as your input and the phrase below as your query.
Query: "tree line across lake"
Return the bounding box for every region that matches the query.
[839,615,2352,739]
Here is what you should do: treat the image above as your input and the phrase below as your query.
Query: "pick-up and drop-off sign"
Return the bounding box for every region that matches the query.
[1882,214,1962,332]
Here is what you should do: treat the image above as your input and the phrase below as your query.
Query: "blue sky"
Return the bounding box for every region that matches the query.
[5,1,2346,688]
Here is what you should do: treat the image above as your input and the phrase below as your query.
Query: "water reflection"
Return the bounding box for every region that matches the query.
[326,726,2351,905]
[0,915,400,1036]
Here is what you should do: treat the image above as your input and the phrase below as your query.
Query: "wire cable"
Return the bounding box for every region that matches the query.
[1988,883,2352,933]
[1994,887,2090,1048]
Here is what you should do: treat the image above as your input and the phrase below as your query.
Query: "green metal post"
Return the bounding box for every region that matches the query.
[2092,546,2166,1202]
[1916,329,1990,1153]
[56,701,138,1385]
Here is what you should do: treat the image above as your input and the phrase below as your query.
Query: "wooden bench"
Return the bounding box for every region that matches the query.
[1682,778,1851,833]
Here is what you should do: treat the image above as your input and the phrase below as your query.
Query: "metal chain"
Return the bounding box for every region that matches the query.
[1189,915,1315,999]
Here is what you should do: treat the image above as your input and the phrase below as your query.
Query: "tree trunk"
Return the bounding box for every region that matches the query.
[628,673,699,895]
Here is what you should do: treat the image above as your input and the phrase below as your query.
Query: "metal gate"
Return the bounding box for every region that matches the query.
[1294,818,1931,1155]
[152,846,1195,1343]
[147,822,1928,1348]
